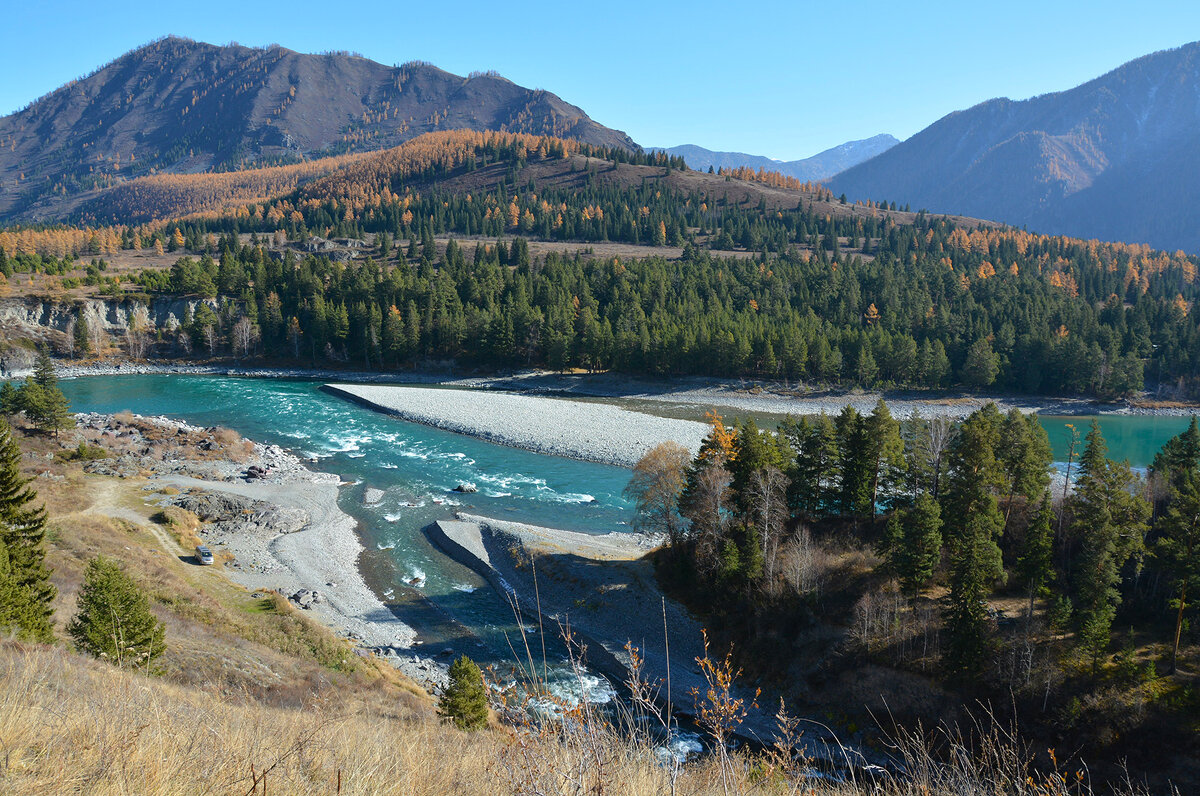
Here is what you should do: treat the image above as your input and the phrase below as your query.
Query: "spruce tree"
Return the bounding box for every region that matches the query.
[1150,416,1200,490]
[0,382,17,416]
[23,350,72,438]
[67,557,165,668]
[785,414,838,517]
[1016,494,1056,620]
[1071,421,1149,674]
[74,314,91,357]
[0,419,55,642]
[941,407,1006,679]
[438,655,488,730]
[897,492,942,596]
[835,407,872,518]
[1155,470,1200,674]
[942,503,1003,679]
[865,399,906,516]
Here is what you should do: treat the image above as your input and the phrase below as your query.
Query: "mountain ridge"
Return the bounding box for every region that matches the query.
[0,36,638,222]
[828,41,1200,252]
[654,134,898,182]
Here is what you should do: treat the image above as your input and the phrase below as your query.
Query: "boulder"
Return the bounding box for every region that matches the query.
[290,588,321,609]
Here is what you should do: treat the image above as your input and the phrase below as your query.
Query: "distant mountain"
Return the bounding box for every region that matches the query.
[829,42,1200,252]
[0,36,638,221]
[655,134,898,182]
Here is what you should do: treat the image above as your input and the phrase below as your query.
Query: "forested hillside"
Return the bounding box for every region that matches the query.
[4,131,1200,397]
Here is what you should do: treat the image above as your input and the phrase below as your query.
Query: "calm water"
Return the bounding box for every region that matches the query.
[1038,414,1196,468]
[60,374,633,681]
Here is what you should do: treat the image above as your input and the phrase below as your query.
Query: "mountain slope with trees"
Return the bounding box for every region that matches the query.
[829,42,1200,253]
[4,131,1200,397]
[0,37,638,222]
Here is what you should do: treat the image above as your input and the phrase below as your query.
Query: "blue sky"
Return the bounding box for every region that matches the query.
[4,1,1198,161]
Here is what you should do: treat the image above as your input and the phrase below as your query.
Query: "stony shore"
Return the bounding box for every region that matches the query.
[439,512,858,763]
[75,412,450,689]
[322,383,711,467]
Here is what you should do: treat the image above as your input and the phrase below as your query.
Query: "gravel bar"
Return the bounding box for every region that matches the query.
[322,384,709,467]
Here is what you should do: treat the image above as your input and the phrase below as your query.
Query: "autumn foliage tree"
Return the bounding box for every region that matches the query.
[625,441,692,542]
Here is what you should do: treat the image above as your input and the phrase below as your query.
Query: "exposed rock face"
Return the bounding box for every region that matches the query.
[0,296,213,339]
[173,491,309,537]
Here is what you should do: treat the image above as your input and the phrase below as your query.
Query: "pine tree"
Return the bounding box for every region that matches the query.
[67,556,165,668]
[23,350,72,438]
[961,337,998,387]
[1071,421,1149,674]
[999,410,1052,497]
[438,655,488,730]
[1016,494,1055,620]
[0,419,55,641]
[1155,470,1200,674]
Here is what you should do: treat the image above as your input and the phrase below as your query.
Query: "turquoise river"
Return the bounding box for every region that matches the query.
[58,375,1198,671]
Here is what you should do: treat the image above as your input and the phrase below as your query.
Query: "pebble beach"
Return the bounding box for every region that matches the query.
[322,383,711,467]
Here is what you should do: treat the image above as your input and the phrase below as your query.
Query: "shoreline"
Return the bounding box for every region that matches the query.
[436,512,865,765]
[76,411,452,689]
[321,383,710,468]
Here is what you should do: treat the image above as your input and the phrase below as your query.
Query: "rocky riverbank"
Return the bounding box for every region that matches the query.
[435,512,862,765]
[322,383,711,467]
[73,412,452,690]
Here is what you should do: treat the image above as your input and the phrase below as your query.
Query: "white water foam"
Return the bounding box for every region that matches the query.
[655,730,704,765]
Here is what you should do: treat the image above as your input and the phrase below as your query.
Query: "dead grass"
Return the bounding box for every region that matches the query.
[212,426,255,462]
[0,643,492,796]
[151,505,203,548]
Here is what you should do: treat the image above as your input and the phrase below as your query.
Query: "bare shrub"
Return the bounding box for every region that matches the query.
[778,526,829,597]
